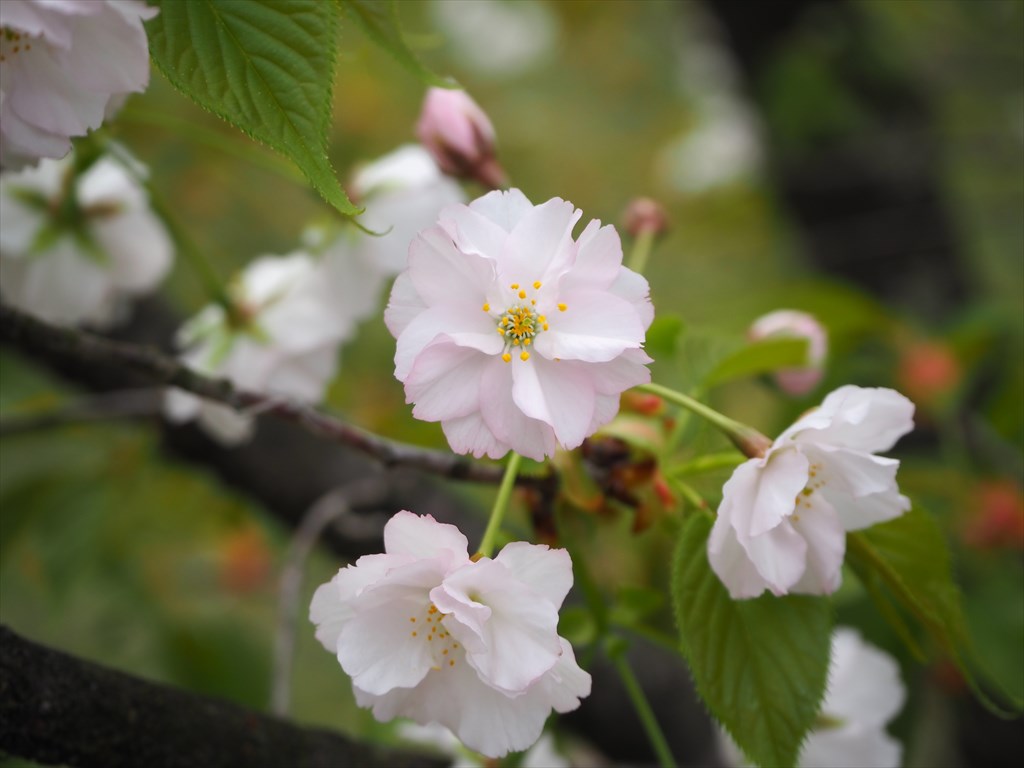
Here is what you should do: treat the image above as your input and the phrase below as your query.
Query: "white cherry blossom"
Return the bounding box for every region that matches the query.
[709,385,914,599]
[749,309,828,396]
[0,152,172,326]
[720,627,905,768]
[310,511,591,759]
[165,252,353,445]
[0,0,157,169]
[385,188,654,461]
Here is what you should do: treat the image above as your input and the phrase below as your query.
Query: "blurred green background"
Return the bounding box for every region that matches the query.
[1,1,1021,765]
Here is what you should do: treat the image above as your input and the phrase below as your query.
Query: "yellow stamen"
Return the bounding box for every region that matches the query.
[538,315,546,323]
[520,351,530,361]
[543,324,549,331]
[482,303,490,312]
[524,338,531,346]
[558,303,567,312]
[518,290,527,299]
[533,281,542,289]
[510,283,519,289]
[502,353,511,363]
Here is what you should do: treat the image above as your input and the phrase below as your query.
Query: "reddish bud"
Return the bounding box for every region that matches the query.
[622,197,669,239]
[897,341,961,408]
[416,88,506,189]
[748,309,828,396]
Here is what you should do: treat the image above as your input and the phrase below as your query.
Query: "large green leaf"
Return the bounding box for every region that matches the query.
[673,514,832,768]
[704,337,810,388]
[146,0,358,215]
[848,508,1022,714]
[340,0,455,87]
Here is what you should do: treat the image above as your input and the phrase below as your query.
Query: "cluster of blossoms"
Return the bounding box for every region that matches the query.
[310,511,591,759]
[0,151,172,326]
[0,0,156,169]
[386,188,654,461]
[720,627,906,768]
[710,385,915,599]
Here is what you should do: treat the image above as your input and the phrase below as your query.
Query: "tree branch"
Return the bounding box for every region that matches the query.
[0,303,521,486]
[0,625,445,768]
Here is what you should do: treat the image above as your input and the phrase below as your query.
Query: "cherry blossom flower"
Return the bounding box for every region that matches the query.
[709,386,914,599]
[0,0,157,169]
[305,144,466,324]
[399,723,569,768]
[416,88,505,188]
[749,309,828,396]
[310,511,592,759]
[385,189,654,461]
[0,152,172,326]
[720,627,906,768]
[165,253,353,445]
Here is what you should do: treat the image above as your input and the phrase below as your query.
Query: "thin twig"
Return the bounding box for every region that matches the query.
[0,303,536,486]
[272,480,387,716]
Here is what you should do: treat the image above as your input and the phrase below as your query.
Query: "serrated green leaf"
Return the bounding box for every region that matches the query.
[146,0,359,215]
[673,514,831,768]
[704,337,810,388]
[848,508,1022,714]
[340,0,455,87]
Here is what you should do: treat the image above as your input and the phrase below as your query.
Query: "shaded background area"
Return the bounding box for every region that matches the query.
[1,1,1021,765]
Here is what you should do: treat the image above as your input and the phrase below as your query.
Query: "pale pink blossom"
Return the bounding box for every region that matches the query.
[0,0,157,169]
[749,309,828,396]
[720,628,905,768]
[165,253,354,444]
[416,88,504,187]
[709,386,914,599]
[310,511,591,759]
[385,189,654,461]
[0,152,172,326]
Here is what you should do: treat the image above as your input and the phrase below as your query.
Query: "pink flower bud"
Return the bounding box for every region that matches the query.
[748,309,828,396]
[416,88,506,189]
[622,197,669,239]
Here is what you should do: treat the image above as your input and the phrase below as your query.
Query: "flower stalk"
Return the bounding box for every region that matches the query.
[610,645,677,768]
[636,382,772,458]
[477,451,522,558]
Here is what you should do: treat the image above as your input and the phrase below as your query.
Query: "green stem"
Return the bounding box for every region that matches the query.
[611,650,677,768]
[627,229,656,275]
[636,382,772,458]
[476,452,522,557]
[667,452,745,477]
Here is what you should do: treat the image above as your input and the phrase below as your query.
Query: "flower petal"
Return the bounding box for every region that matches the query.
[405,339,489,422]
[736,521,809,596]
[465,187,534,232]
[383,510,470,562]
[532,289,645,363]
[708,513,773,599]
[493,542,573,611]
[824,628,907,728]
[788,494,846,595]
[799,726,903,768]
[511,354,595,449]
[409,225,496,308]
[479,356,556,460]
[785,386,915,453]
[723,448,808,538]
[384,270,428,339]
[502,197,580,281]
[441,412,508,459]
[394,303,503,381]
[558,220,623,291]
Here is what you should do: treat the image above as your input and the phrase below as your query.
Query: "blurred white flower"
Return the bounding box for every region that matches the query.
[305,144,465,323]
[0,152,172,326]
[0,0,157,169]
[709,386,914,598]
[385,188,654,461]
[165,253,353,445]
[720,627,906,768]
[749,309,829,396]
[399,723,569,768]
[310,511,591,759]
[429,0,558,81]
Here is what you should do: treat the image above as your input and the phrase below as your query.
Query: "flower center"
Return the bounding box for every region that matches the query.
[791,462,825,521]
[408,602,461,670]
[0,28,35,63]
[484,281,563,363]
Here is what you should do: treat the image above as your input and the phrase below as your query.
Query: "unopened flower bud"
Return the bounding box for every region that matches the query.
[623,197,669,239]
[749,309,828,396]
[416,88,506,189]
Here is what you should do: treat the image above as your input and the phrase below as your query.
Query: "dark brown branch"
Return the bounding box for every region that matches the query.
[0,302,515,485]
[0,624,445,768]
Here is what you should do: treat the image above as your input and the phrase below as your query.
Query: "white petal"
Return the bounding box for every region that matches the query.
[532,289,644,363]
[432,558,562,693]
[609,267,654,329]
[809,445,901,498]
[262,345,338,402]
[57,6,150,94]
[724,449,808,538]
[587,347,654,395]
[787,386,915,453]
[7,43,106,136]
[493,542,574,611]
[405,339,489,422]
[708,513,773,599]
[394,303,503,382]
[824,628,906,728]
[438,199,510,260]
[408,225,496,308]
[479,353,557,461]
[736,520,809,596]
[465,188,534,232]
[163,387,200,422]
[383,510,471,562]
[384,270,428,339]
[309,579,348,654]
[511,354,595,449]
[788,495,846,595]
[196,401,254,445]
[558,219,623,291]
[822,486,911,532]
[441,412,508,460]
[502,197,580,282]
[799,726,902,768]
[536,637,592,713]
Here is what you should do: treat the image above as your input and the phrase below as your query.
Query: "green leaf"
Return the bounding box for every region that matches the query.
[146,0,359,216]
[645,314,685,362]
[704,337,810,388]
[848,508,1022,714]
[673,514,832,768]
[340,0,455,87]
